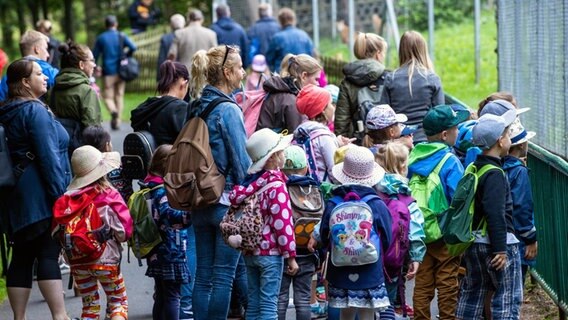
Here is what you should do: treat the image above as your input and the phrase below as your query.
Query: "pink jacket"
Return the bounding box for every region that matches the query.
[229,170,296,258]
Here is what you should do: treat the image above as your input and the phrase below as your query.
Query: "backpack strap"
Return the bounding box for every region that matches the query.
[432,152,453,176]
[199,97,234,120]
[360,194,380,204]
[471,164,502,235]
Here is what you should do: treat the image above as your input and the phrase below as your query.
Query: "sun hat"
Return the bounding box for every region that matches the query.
[366,104,407,130]
[400,124,418,137]
[479,99,530,117]
[509,118,536,146]
[283,145,307,170]
[472,110,516,149]
[296,84,332,120]
[68,145,121,190]
[324,84,340,104]
[423,104,471,136]
[246,128,293,174]
[251,54,268,73]
[332,146,385,187]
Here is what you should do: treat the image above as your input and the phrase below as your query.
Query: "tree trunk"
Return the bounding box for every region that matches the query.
[63,0,74,40]
[0,2,14,49]
[26,0,39,26]
[83,0,100,46]
[41,0,48,20]
[16,1,27,37]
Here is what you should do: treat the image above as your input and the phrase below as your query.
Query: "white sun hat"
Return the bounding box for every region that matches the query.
[332,146,385,187]
[67,145,121,190]
[509,118,536,146]
[246,128,293,174]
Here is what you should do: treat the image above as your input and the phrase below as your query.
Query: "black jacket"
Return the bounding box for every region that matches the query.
[130,96,188,146]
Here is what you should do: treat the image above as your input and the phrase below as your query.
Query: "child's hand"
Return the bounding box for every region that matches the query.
[525,241,538,260]
[491,253,507,270]
[336,135,356,147]
[406,261,420,280]
[307,236,318,252]
[286,257,299,276]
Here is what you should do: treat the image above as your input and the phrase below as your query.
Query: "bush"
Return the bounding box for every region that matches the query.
[397,0,474,31]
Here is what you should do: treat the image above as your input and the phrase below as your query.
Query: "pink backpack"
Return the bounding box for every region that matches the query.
[235,90,269,137]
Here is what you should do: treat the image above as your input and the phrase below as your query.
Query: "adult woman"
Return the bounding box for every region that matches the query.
[380,30,444,143]
[190,45,251,320]
[335,32,389,142]
[256,53,322,133]
[0,59,71,320]
[131,61,189,146]
[50,40,101,153]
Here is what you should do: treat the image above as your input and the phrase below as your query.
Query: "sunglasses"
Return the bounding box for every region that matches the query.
[221,45,238,68]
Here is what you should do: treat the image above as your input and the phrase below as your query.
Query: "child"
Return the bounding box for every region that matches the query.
[245,54,270,91]
[407,104,469,320]
[229,128,299,319]
[65,145,132,320]
[324,84,340,132]
[456,111,523,319]
[277,145,322,319]
[319,146,392,320]
[453,120,482,167]
[397,124,417,150]
[375,142,426,318]
[503,119,538,285]
[142,144,191,320]
[362,104,407,154]
[82,125,133,202]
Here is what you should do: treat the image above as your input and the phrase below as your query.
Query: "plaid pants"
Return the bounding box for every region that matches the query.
[456,243,522,320]
[72,266,129,319]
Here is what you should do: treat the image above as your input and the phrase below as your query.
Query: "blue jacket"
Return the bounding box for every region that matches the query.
[0,58,59,102]
[93,29,137,76]
[247,17,281,59]
[408,142,464,205]
[157,32,175,80]
[196,85,251,191]
[211,17,249,68]
[266,26,314,72]
[0,99,71,236]
[320,185,392,290]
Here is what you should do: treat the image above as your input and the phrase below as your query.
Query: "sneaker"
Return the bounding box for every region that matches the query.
[110,112,119,130]
[311,302,327,319]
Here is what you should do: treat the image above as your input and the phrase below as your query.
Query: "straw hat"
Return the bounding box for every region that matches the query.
[332,146,385,187]
[247,128,293,174]
[67,145,121,190]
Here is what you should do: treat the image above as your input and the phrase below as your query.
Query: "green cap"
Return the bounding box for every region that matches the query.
[423,105,471,136]
[283,145,307,170]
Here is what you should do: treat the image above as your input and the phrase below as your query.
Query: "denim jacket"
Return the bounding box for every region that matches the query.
[197,85,251,191]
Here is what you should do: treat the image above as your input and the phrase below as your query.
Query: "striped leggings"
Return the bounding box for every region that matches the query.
[72,266,128,319]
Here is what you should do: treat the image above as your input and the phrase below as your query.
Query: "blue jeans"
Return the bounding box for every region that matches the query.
[244,255,284,320]
[180,225,196,319]
[192,204,241,320]
[277,255,316,320]
[231,255,249,310]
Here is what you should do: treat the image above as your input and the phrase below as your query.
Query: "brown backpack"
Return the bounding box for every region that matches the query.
[164,97,232,211]
[288,182,324,248]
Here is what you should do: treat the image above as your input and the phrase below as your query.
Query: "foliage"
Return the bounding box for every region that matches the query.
[397,0,474,32]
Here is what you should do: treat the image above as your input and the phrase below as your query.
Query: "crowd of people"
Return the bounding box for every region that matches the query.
[0,2,538,320]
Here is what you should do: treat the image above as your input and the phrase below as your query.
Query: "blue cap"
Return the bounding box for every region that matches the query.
[401,124,418,136]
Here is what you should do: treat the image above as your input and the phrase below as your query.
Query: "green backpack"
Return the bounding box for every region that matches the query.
[439,163,502,256]
[127,184,163,266]
[409,153,452,243]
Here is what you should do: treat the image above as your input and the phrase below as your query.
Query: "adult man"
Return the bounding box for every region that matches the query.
[266,8,314,72]
[93,15,137,130]
[210,4,249,68]
[168,9,217,73]
[157,13,185,80]
[0,30,59,102]
[247,4,280,62]
[35,19,61,68]
[128,0,161,34]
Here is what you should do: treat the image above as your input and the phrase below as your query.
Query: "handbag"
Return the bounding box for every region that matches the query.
[118,33,139,82]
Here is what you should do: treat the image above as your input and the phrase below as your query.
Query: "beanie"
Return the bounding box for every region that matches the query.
[296,84,332,120]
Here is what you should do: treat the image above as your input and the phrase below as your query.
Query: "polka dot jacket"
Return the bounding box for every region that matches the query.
[229,170,297,258]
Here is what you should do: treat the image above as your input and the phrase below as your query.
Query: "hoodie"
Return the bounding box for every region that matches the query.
[335,59,387,138]
[376,173,426,263]
[257,76,306,132]
[229,170,296,258]
[130,95,188,146]
[293,121,338,183]
[211,17,249,67]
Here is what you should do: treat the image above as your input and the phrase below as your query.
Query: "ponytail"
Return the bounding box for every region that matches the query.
[190,50,209,99]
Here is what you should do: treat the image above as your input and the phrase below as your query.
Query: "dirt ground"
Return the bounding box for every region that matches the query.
[521,278,562,320]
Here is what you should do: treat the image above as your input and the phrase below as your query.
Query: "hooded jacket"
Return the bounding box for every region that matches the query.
[293,121,338,183]
[335,59,387,138]
[247,17,281,57]
[211,17,249,67]
[257,76,306,133]
[130,95,188,146]
[320,184,392,290]
[51,68,101,128]
[229,170,296,258]
[266,26,314,72]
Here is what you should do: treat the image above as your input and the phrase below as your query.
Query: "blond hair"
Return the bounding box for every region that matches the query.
[375,142,409,177]
[190,45,241,98]
[398,31,434,96]
[19,30,49,56]
[92,176,113,193]
[280,54,322,89]
[354,33,388,60]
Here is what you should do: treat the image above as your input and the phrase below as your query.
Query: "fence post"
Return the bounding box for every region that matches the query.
[312,0,319,50]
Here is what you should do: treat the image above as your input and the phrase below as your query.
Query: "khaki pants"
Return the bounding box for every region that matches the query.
[102,75,125,119]
[413,239,461,320]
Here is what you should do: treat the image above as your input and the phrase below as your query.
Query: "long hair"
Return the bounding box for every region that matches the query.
[478,91,517,116]
[354,32,388,60]
[149,144,173,177]
[279,54,322,89]
[398,31,434,96]
[6,58,36,99]
[190,45,241,99]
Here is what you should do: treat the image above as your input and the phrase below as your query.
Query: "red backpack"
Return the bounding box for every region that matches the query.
[52,188,107,265]
[235,90,269,137]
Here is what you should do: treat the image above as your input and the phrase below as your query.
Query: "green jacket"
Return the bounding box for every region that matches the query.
[334,59,386,138]
[51,68,101,127]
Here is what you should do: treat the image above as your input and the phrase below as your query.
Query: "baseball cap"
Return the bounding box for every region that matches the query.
[423,105,470,136]
[283,145,307,170]
[251,54,267,73]
[509,118,536,146]
[366,104,407,130]
[472,110,516,149]
[479,99,530,117]
[400,124,418,137]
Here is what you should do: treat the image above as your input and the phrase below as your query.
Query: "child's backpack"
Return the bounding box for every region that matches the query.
[378,192,413,278]
[121,130,157,180]
[52,189,107,265]
[220,181,282,252]
[439,163,501,256]
[409,153,452,244]
[127,184,163,266]
[288,180,324,249]
[235,90,269,137]
[328,192,381,267]
[293,128,334,183]
[163,97,232,211]
[354,75,386,137]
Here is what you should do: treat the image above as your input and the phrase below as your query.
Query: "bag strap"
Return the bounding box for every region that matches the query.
[118,32,126,60]
[432,152,453,176]
[199,97,234,120]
